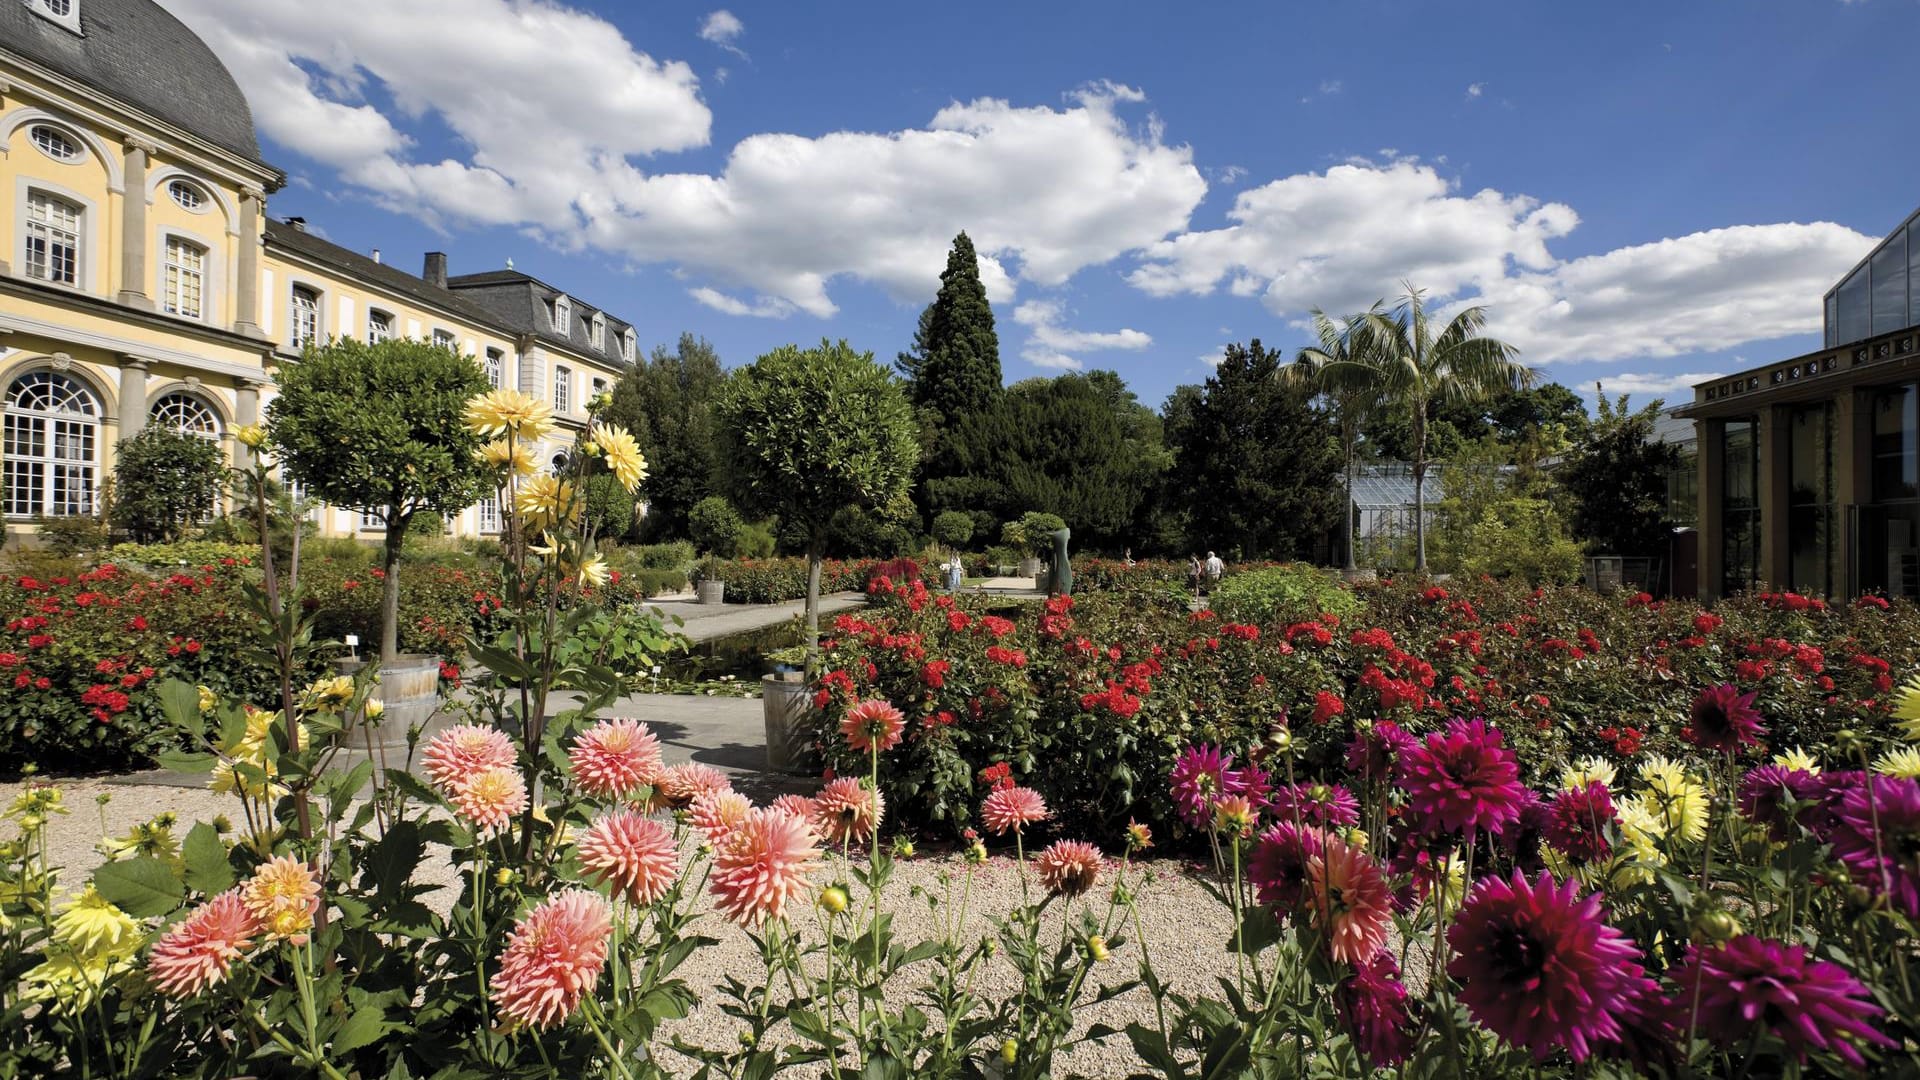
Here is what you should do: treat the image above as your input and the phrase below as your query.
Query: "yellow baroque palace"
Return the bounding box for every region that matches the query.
[0,0,636,541]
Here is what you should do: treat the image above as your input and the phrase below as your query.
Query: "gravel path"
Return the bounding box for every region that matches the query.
[5,776,1243,1075]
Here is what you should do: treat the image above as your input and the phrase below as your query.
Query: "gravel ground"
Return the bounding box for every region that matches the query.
[5,776,1244,1076]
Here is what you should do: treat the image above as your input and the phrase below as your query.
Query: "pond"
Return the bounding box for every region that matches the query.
[661,620,805,683]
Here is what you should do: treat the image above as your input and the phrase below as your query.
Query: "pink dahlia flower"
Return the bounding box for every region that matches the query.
[1737,765,1825,842]
[1345,721,1417,785]
[451,765,528,834]
[1210,794,1259,839]
[1672,935,1892,1068]
[1336,951,1416,1068]
[981,785,1049,836]
[657,762,731,810]
[1034,840,1103,897]
[241,855,321,945]
[568,718,665,801]
[1169,744,1234,830]
[689,789,753,848]
[576,810,679,907]
[1830,775,1920,918]
[421,723,516,795]
[1248,821,1325,911]
[1545,782,1617,865]
[1684,683,1764,753]
[1448,870,1648,1062]
[490,889,613,1029]
[812,777,884,847]
[710,807,822,925]
[1309,835,1391,964]
[1269,782,1361,829]
[771,793,816,819]
[1398,719,1527,838]
[841,698,906,753]
[147,890,257,997]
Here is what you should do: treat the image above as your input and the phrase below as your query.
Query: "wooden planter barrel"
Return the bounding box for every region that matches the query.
[332,653,446,751]
[697,580,727,605]
[762,674,813,774]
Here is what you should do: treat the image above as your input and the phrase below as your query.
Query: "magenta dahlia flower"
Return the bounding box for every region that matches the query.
[1398,719,1527,838]
[1545,782,1617,865]
[1248,821,1324,911]
[1684,683,1764,753]
[1336,951,1416,1068]
[1448,870,1649,1062]
[1344,721,1418,785]
[1829,775,1920,918]
[1737,765,1825,842]
[1268,782,1361,828]
[1223,762,1273,807]
[1170,744,1235,829]
[1671,936,1893,1068]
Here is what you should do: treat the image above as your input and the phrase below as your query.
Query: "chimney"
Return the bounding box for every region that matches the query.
[286,216,307,233]
[371,248,382,265]
[423,252,448,289]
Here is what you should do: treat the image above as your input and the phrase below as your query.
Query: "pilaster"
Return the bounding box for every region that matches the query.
[1759,405,1792,590]
[1697,418,1725,601]
[117,356,150,439]
[116,138,156,310]
[234,189,266,337]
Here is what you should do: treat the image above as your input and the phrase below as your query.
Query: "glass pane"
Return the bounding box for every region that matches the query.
[1873,386,1918,501]
[1839,266,1871,345]
[1789,403,1832,506]
[1873,235,1909,337]
[1828,292,1839,347]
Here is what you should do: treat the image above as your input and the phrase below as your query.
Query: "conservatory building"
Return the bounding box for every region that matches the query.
[1677,204,1920,601]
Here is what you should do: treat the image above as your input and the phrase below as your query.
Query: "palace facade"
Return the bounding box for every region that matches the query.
[1678,204,1920,601]
[0,0,636,540]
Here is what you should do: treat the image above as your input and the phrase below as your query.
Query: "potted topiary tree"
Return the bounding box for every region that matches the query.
[268,337,490,751]
[688,495,743,604]
[717,339,919,772]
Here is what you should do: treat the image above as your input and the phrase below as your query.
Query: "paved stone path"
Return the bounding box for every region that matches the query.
[642,591,866,642]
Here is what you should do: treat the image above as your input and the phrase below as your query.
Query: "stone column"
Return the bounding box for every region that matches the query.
[234,189,265,337]
[1697,418,1725,601]
[1759,405,1792,589]
[117,356,149,439]
[117,138,156,309]
[1835,389,1872,596]
[234,377,261,467]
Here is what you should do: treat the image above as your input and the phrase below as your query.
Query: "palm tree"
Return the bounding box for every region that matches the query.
[1288,307,1387,573]
[1324,284,1530,573]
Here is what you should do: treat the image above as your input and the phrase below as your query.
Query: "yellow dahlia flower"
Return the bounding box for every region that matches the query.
[53,885,140,958]
[21,950,130,1014]
[477,438,537,476]
[1876,745,1920,779]
[593,424,649,494]
[578,553,610,588]
[516,474,579,533]
[1772,747,1821,774]
[466,389,554,440]
[1558,756,1617,791]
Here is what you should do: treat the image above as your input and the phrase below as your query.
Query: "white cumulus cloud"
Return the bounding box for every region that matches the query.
[689,287,796,319]
[699,10,746,57]
[1011,298,1151,371]
[1585,371,1724,399]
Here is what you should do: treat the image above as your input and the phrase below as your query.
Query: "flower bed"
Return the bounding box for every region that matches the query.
[696,556,879,603]
[806,576,1920,840]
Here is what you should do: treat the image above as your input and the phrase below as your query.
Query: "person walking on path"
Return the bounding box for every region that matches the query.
[1205,551,1225,590]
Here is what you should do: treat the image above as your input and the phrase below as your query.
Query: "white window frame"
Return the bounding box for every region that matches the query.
[31,0,81,33]
[591,377,608,404]
[161,235,207,320]
[23,189,81,287]
[484,347,505,389]
[288,284,322,351]
[589,313,605,350]
[432,328,456,352]
[167,180,209,214]
[476,493,501,533]
[554,366,571,414]
[4,370,100,519]
[360,508,384,531]
[367,309,394,344]
[620,329,635,363]
[552,295,571,335]
[27,124,82,164]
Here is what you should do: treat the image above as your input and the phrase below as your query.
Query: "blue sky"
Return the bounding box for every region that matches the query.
[165,0,1920,412]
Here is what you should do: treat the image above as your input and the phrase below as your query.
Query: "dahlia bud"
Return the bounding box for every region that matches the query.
[1268,727,1294,754]
[1087,935,1110,963]
[1343,828,1369,850]
[493,868,518,888]
[1001,1039,1018,1065]
[235,424,267,449]
[1835,729,1864,754]
[364,698,385,721]
[1692,910,1741,943]
[210,814,232,835]
[891,836,916,859]
[819,885,850,915]
[966,840,988,865]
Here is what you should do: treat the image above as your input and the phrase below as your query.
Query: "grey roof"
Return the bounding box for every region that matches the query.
[1345,466,1446,510]
[1652,413,1697,447]
[265,220,508,332]
[0,0,268,168]
[447,270,635,366]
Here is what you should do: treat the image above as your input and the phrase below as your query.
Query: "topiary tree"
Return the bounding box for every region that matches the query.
[268,338,490,661]
[718,340,919,654]
[688,495,744,558]
[112,426,224,542]
[932,509,975,549]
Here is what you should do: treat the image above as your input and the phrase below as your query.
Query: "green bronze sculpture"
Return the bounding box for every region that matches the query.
[1049,527,1072,596]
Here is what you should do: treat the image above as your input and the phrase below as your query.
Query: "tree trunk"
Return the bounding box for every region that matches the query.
[1412,410,1428,574]
[1342,417,1358,571]
[380,507,407,663]
[804,537,825,677]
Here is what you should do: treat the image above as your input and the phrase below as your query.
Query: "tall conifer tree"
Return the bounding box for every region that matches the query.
[899,233,1003,522]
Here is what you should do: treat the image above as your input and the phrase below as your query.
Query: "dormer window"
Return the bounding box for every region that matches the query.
[589,313,605,350]
[29,125,82,163]
[30,0,81,34]
[551,296,571,335]
[619,329,635,363]
[167,180,209,213]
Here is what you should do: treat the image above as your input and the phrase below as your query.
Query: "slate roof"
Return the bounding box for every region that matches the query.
[264,220,513,334]
[447,270,635,367]
[0,0,269,168]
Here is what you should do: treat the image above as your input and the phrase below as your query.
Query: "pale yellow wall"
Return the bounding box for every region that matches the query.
[2,111,121,297]
[259,249,517,365]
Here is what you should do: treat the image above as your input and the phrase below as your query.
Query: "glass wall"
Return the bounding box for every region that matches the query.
[1788,403,1835,595]
[1827,215,1920,347]
[1873,236,1910,338]
[1864,383,1920,599]
[1722,419,1761,595]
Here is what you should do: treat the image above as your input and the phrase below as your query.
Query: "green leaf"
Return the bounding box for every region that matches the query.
[181,823,234,895]
[155,750,217,774]
[470,644,537,683]
[158,679,205,739]
[333,1005,389,1054]
[92,856,186,917]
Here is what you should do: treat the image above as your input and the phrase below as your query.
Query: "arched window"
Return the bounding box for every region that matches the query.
[28,125,81,163]
[167,180,208,212]
[149,392,220,439]
[4,371,99,518]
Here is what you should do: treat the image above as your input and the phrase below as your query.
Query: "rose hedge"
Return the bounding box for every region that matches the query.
[697,557,879,603]
[806,575,1920,842]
